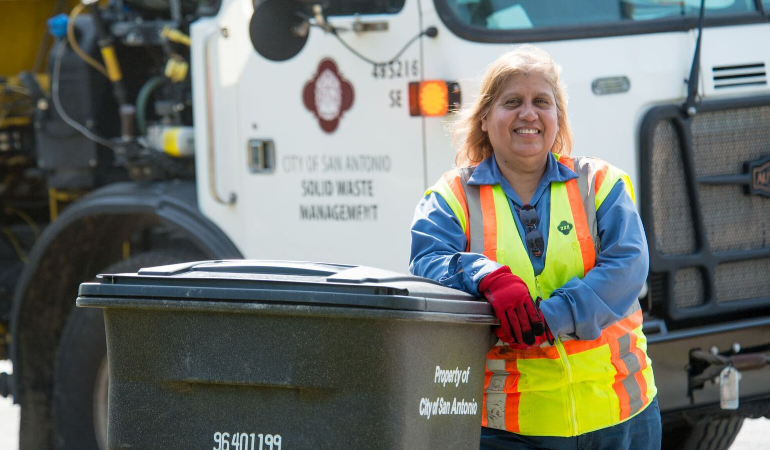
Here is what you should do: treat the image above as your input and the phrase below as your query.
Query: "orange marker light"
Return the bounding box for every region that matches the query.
[419,81,449,116]
[409,81,461,117]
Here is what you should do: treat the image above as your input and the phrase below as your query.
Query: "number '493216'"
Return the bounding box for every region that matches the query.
[213,432,282,450]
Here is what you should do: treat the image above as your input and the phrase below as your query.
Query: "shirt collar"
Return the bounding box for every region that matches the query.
[467,153,578,206]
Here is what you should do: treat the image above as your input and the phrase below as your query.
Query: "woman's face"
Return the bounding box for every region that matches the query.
[482,73,558,168]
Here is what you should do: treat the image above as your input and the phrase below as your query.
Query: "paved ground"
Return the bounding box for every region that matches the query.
[732,418,770,450]
[0,359,767,449]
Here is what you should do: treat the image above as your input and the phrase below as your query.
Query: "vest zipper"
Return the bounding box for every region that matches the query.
[555,339,579,436]
[538,275,579,436]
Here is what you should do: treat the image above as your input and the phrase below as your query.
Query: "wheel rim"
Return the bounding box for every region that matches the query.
[93,356,109,450]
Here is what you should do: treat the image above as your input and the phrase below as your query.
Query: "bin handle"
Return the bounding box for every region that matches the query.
[192,260,345,277]
[204,27,237,206]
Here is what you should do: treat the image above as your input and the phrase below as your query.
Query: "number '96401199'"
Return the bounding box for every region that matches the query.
[213,432,282,450]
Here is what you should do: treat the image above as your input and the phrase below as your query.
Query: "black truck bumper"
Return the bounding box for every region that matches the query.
[646,316,770,414]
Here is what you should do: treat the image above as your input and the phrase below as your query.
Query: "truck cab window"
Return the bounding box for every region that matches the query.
[442,0,757,30]
[322,0,405,16]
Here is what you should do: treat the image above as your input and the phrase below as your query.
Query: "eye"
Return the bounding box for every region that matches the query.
[504,98,520,106]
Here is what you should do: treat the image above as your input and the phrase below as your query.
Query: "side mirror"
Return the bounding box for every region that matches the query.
[249,0,310,62]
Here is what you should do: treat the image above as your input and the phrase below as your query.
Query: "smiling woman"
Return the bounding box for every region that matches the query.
[409,45,661,449]
[453,46,573,203]
[481,73,559,203]
[453,46,572,166]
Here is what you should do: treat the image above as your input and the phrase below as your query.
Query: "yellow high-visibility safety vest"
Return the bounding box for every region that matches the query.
[427,154,656,437]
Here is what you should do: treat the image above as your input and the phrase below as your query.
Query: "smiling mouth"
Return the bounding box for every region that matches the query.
[514,128,540,135]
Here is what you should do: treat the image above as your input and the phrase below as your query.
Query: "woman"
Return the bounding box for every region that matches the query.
[409,45,661,449]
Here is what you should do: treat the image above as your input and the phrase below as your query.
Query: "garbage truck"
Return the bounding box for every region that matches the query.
[1,0,770,449]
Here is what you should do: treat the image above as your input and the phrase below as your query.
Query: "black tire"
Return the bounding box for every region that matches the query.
[663,414,745,450]
[52,250,203,450]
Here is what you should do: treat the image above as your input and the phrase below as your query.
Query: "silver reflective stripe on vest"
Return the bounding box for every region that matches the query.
[617,333,645,416]
[572,156,600,255]
[458,167,484,254]
[485,359,508,429]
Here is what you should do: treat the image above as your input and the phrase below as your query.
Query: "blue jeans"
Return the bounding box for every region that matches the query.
[479,397,661,450]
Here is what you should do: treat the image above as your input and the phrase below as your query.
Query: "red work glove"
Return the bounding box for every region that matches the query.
[478,266,544,346]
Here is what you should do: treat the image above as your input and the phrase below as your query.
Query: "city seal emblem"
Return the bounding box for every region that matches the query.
[303,59,354,133]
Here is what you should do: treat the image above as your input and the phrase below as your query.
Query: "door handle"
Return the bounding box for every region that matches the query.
[247,139,275,173]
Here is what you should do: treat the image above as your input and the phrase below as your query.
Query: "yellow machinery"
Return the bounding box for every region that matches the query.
[1,0,77,130]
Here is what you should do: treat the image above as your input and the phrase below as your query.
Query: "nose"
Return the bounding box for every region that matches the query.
[519,102,538,121]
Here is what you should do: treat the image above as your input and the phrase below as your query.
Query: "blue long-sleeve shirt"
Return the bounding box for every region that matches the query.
[409,153,649,340]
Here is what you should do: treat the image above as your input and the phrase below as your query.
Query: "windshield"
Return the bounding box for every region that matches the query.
[442,0,757,30]
[325,0,405,16]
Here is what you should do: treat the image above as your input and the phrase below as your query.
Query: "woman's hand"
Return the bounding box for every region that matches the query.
[478,266,545,346]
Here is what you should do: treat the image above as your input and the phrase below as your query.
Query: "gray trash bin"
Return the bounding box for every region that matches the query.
[77,260,497,450]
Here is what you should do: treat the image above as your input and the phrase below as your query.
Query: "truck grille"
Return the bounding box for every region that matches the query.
[692,107,770,252]
[715,259,770,303]
[641,99,770,323]
[650,121,696,256]
[673,268,704,308]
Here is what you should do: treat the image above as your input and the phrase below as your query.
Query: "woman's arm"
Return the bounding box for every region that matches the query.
[538,180,650,340]
[409,192,502,295]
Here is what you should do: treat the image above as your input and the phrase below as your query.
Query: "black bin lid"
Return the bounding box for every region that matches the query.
[78,260,491,315]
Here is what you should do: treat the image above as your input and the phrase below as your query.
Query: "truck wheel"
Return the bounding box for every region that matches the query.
[663,414,745,450]
[52,251,203,450]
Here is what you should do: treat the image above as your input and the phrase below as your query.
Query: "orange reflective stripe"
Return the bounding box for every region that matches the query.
[594,164,609,195]
[488,343,561,360]
[566,178,595,276]
[504,358,521,433]
[559,154,574,170]
[562,309,643,355]
[484,355,522,432]
[561,336,605,354]
[557,155,596,275]
[443,171,470,248]
[604,309,644,340]
[596,309,647,420]
[479,185,497,260]
[609,336,634,420]
[485,358,514,430]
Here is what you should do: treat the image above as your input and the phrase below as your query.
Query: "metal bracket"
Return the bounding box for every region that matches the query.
[204,27,237,206]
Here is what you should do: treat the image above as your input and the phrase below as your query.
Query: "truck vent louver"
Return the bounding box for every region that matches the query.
[712,63,766,89]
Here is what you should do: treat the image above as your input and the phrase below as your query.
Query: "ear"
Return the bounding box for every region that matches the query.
[481,115,488,133]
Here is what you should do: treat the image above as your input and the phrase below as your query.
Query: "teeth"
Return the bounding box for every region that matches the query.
[515,128,539,134]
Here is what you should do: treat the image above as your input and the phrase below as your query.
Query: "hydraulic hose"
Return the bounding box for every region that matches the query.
[67,4,108,78]
[51,39,116,150]
[86,3,127,106]
[135,75,167,136]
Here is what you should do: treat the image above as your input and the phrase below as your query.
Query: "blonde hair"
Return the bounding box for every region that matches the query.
[453,45,573,166]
